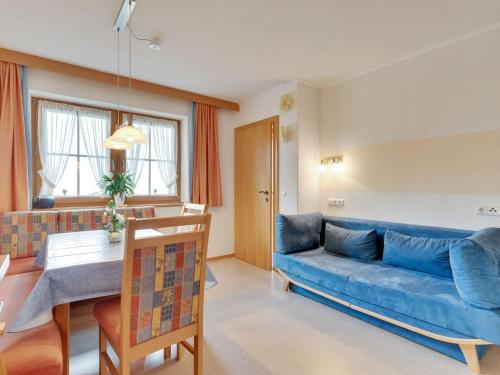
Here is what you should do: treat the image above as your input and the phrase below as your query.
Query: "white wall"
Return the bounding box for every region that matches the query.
[222,80,300,215]
[297,83,321,213]
[219,80,322,219]
[319,26,500,230]
[29,69,191,120]
[27,70,311,258]
[28,68,235,257]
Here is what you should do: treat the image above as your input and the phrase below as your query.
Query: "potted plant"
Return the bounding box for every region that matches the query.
[100,171,134,206]
[103,200,126,242]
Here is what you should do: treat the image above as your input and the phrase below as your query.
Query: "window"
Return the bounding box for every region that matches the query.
[37,100,111,197]
[32,98,181,207]
[125,114,179,196]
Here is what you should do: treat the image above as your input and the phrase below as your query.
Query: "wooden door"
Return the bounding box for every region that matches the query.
[235,116,278,270]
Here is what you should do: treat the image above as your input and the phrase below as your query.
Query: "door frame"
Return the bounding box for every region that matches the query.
[234,115,279,269]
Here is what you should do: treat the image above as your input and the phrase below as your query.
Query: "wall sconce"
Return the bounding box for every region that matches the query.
[319,156,343,172]
[280,125,292,142]
[280,94,293,112]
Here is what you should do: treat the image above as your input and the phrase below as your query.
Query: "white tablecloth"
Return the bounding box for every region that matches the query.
[10,229,217,332]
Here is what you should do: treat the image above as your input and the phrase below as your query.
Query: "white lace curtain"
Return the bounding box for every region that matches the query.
[80,108,111,184]
[38,101,77,196]
[125,115,149,187]
[38,101,110,196]
[151,118,177,193]
[126,114,177,194]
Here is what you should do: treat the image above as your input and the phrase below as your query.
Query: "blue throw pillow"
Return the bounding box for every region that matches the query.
[324,223,378,260]
[450,227,500,309]
[383,230,455,278]
[275,212,323,254]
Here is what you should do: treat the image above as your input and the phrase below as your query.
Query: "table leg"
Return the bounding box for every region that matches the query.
[54,303,70,375]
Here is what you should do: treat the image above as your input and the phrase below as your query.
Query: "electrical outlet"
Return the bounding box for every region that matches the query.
[328,198,344,207]
[476,206,500,216]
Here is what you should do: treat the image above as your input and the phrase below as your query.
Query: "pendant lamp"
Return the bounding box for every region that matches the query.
[103,0,147,149]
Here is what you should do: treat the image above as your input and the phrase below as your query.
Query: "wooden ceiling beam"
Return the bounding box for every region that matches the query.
[0,47,240,111]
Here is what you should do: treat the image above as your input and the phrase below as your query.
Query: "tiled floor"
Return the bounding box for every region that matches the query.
[70,258,500,375]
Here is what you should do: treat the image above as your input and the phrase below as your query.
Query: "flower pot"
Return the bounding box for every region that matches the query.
[114,193,126,207]
[107,231,122,243]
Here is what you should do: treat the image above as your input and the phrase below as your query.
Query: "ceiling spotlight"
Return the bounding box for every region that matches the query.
[148,38,161,51]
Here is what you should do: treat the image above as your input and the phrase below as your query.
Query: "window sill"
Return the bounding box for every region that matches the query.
[33,197,183,211]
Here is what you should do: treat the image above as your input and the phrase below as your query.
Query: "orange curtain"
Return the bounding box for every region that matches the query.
[0,61,28,211]
[192,103,222,207]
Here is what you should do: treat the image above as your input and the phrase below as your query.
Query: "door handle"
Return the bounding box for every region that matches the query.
[258,190,270,195]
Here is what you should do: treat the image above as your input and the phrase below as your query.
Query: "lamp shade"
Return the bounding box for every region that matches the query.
[112,125,148,144]
[102,135,133,150]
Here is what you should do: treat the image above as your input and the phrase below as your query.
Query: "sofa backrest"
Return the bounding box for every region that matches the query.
[0,211,58,259]
[58,206,156,233]
[323,216,473,259]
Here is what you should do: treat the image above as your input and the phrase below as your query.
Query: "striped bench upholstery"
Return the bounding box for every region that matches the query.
[57,206,156,233]
[0,211,58,259]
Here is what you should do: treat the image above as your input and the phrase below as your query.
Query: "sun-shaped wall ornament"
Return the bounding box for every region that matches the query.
[280,94,293,112]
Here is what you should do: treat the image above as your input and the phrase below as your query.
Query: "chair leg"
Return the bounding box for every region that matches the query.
[176,342,184,361]
[98,326,107,375]
[164,345,171,360]
[119,360,130,375]
[459,344,480,374]
[194,335,202,375]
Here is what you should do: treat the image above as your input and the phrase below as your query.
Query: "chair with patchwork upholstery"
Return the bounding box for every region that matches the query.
[0,211,58,275]
[93,214,211,375]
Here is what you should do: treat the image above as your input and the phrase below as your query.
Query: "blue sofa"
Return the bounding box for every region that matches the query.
[273,215,500,373]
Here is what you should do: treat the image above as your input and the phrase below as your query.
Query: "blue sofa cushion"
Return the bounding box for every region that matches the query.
[450,227,500,309]
[383,230,455,278]
[274,249,500,344]
[323,217,472,259]
[276,212,323,254]
[324,223,377,260]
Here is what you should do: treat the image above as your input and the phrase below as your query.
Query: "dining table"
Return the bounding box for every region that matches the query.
[9,228,217,375]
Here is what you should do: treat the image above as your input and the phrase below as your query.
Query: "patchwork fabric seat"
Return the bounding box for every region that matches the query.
[57,206,156,233]
[0,211,58,275]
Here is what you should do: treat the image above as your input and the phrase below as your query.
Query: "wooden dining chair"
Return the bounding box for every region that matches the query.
[93,214,211,375]
[181,203,207,216]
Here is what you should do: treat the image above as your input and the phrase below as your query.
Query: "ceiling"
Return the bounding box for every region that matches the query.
[1,0,500,101]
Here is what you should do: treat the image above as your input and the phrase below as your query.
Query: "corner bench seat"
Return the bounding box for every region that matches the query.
[6,258,41,276]
[1,206,156,276]
[274,247,500,345]
[0,271,63,375]
[57,206,155,233]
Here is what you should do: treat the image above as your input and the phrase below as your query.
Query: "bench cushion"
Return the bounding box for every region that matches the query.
[274,248,500,345]
[0,271,62,375]
[0,211,58,259]
[6,257,41,276]
[1,321,62,375]
[58,206,156,233]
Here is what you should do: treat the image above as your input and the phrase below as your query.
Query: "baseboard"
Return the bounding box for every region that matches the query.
[207,253,235,261]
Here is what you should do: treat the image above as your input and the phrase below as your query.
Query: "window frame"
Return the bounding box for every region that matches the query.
[31,97,182,208]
